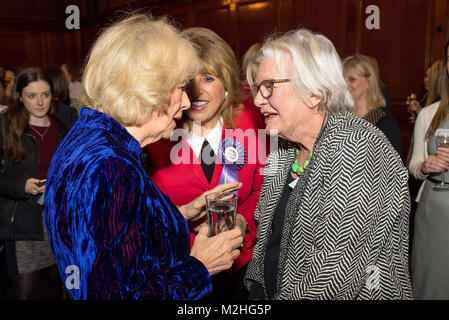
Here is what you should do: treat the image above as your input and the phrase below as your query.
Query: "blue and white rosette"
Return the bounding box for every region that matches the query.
[217,138,247,191]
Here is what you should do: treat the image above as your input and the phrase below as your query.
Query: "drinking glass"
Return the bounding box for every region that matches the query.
[433,134,449,191]
[205,192,237,237]
[406,93,417,123]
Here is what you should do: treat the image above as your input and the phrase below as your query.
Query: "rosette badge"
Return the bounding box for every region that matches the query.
[217,138,247,186]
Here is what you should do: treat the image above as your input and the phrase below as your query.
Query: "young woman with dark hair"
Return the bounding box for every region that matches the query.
[0,67,73,299]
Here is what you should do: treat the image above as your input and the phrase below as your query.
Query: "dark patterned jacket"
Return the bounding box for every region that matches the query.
[245,112,413,299]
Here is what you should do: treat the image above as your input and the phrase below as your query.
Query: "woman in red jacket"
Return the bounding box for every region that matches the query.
[146,27,266,300]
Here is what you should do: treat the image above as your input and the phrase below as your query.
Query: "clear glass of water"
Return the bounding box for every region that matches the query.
[205,192,238,237]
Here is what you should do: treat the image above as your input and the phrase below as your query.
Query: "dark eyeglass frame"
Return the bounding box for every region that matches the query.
[251,79,291,99]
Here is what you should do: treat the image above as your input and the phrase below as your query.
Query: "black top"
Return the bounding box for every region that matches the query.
[0,114,72,241]
[376,112,402,156]
[381,85,391,115]
[249,173,296,299]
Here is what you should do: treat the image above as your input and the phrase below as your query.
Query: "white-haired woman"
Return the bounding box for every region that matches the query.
[244,29,412,299]
[43,14,243,300]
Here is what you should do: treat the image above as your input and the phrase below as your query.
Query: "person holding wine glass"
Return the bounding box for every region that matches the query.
[408,40,449,300]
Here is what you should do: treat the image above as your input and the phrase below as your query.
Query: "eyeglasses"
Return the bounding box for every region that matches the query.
[251,79,291,99]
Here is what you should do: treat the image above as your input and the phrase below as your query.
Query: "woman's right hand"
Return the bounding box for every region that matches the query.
[25,178,45,195]
[178,182,242,221]
[190,224,243,276]
[420,154,449,175]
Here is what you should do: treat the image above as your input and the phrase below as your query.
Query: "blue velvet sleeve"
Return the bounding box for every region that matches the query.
[79,157,212,299]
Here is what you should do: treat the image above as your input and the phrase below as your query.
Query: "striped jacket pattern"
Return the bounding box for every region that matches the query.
[245,112,413,299]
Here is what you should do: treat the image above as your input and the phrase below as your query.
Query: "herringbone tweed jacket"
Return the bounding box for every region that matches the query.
[245,112,413,300]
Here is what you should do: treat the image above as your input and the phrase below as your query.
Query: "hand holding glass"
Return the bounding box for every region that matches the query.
[205,192,237,237]
[433,134,449,191]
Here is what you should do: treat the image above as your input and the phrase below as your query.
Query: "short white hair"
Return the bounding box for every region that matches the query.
[248,29,354,114]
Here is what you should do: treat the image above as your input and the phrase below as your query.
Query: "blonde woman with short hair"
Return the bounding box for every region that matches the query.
[343,54,402,155]
[44,14,244,300]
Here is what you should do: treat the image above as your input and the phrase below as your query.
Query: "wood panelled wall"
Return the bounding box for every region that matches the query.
[0,0,83,69]
[1,0,449,159]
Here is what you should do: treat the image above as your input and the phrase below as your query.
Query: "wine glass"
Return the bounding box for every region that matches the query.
[406,93,416,105]
[433,134,449,191]
[406,93,417,123]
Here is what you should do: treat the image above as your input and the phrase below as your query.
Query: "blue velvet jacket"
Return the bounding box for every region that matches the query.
[44,107,212,300]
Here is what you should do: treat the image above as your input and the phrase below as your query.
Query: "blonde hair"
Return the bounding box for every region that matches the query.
[366,56,385,87]
[248,29,354,115]
[181,27,242,128]
[426,41,449,138]
[343,54,386,111]
[241,42,262,81]
[81,13,200,126]
[425,59,444,107]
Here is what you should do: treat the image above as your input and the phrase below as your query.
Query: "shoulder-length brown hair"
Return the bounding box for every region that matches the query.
[426,41,449,138]
[425,59,444,107]
[181,27,243,128]
[2,68,55,162]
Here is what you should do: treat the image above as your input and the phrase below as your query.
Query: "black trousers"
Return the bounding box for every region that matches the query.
[4,241,64,300]
[8,264,63,300]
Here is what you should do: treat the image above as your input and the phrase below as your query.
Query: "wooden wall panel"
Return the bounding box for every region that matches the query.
[25,31,45,68]
[360,0,430,100]
[193,5,232,46]
[0,31,27,68]
[235,1,278,58]
[290,0,358,58]
[0,27,83,70]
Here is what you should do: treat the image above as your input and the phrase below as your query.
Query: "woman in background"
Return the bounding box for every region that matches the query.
[409,40,449,300]
[61,63,83,110]
[408,59,444,120]
[240,43,263,116]
[2,66,16,105]
[42,64,79,126]
[343,54,402,156]
[0,68,72,299]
